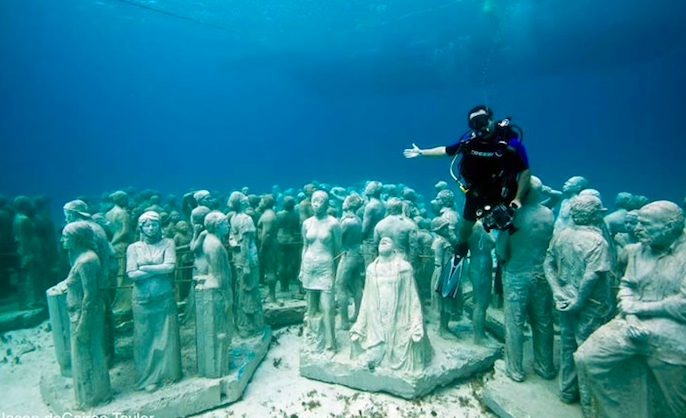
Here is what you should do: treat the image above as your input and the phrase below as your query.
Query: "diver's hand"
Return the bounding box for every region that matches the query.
[403,143,422,158]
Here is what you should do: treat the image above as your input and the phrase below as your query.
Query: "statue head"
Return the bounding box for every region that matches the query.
[378,236,395,257]
[431,216,453,240]
[434,180,449,192]
[628,194,649,211]
[110,191,129,208]
[402,188,418,202]
[363,181,382,198]
[562,176,588,195]
[63,200,91,223]
[311,190,329,215]
[343,193,363,212]
[382,184,398,197]
[569,194,607,226]
[247,194,260,209]
[193,190,211,207]
[634,201,684,251]
[303,184,316,197]
[283,196,296,210]
[386,197,403,215]
[261,194,276,210]
[579,188,602,202]
[614,192,634,210]
[62,221,95,252]
[191,205,211,227]
[228,192,247,212]
[169,211,181,224]
[149,195,161,205]
[437,189,455,208]
[175,220,191,235]
[624,210,639,233]
[14,196,34,216]
[204,211,229,238]
[138,211,162,239]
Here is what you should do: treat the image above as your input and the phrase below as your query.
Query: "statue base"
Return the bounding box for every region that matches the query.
[260,286,306,327]
[300,319,501,399]
[480,339,582,418]
[40,327,272,418]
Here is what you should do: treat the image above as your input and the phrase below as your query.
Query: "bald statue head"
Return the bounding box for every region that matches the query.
[634,201,684,251]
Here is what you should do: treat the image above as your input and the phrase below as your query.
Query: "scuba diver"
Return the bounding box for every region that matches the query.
[404,104,531,266]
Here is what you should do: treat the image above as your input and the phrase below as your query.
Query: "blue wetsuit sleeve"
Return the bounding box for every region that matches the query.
[509,138,529,170]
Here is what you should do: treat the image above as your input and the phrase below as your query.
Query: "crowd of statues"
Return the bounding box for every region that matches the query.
[0,176,684,417]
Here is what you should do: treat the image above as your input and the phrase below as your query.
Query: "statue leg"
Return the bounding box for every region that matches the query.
[528,275,556,379]
[646,358,686,418]
[575,319,647,418]
[503,272,527,382]
[351,256,364,324]
[336,255,351,330]
[471,268,492,345]
[321,290,337,351]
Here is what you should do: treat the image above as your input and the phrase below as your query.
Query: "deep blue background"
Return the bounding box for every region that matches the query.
[1,0,685,213]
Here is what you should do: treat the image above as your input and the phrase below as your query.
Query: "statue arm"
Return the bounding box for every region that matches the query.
[111,213,131,246]
[408,226,419,264]
[332,221,343,270]
[361,206,372,239]
[543,249,565,299]
[190,229,207,254]
[139,241,176,276]
[540,185,563,209]
[511,169,532,208]
[495,229,510,263]
[75,257,100,338]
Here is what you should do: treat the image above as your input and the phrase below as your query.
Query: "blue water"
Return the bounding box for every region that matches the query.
[1,0,685,211]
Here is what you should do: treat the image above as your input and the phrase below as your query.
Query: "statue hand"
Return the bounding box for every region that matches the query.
[619,299,646,316]
[411,330,423,343]
[403,143,422,159]
[625,316,650,341]
[350,333,360,342]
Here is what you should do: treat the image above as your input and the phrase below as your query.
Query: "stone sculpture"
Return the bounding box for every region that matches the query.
[126,211,181,391]
[496,176,556,381]
[430,217,460,340]
[52,221,111,409]
[257,194,279,302]
[229,192,265,338]
[195,211,233,378]
[544,194,613,411]
[276,196,301,293]
[13,196,47,308]
[300,190,341,352]
[553,175,588,235]
[467,221,495,345]
[372,197,419,264]
[335,193,365,330]
[350,237,432,372]
[575,200,686,418]
[105,191,134,314]
[361,181,386,266]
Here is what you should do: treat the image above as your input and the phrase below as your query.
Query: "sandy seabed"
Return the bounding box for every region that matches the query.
[0,323,496,418]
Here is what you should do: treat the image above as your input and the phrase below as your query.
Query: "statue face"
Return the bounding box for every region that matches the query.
[64,210,77,224]
[141,219,161,238]
[634,211,673,249]
[62,234,74,250]
[563,177,585,194]
[311,193,328,215]
[378,237,394,256]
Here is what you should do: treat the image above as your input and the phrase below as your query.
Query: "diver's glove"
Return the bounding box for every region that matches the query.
[453,241,469,260]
